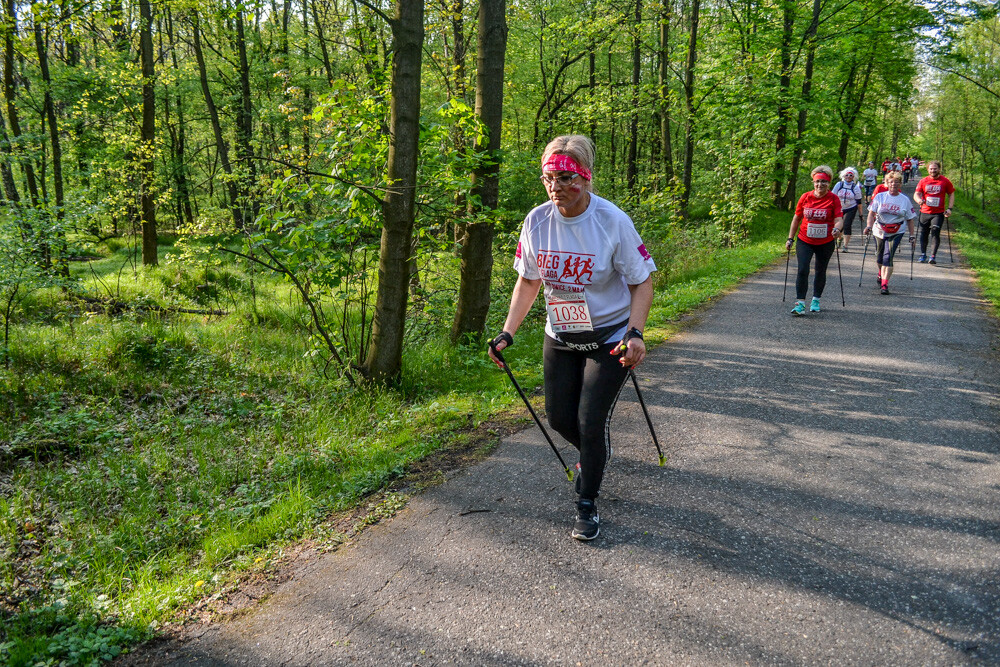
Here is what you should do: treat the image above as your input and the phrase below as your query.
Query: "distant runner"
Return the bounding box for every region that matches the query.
[913,160,956,264]
[902,156,912,183]
[786,166,844,315]
[862,162,879,204]
[865,171,916,294]
[881,158,891,175]
[832,167,862,252]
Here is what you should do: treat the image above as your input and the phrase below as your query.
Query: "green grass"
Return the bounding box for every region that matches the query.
[952,192,1000,316]
[0,208,790,665]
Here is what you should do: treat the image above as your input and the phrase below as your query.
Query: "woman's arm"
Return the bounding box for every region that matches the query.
[488,276,543,366]
[614,276,654,368]
[787,214,802,247]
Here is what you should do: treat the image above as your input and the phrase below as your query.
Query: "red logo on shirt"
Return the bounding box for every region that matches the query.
[537,250,595,285]
[638,244,652,260]
[515,242,522,259]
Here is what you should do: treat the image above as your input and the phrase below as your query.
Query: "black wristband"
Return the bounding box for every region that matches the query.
[490,331,513,351]
[623,327,643,344]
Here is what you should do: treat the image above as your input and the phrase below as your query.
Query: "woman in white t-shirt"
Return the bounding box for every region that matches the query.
[488,135,656,541]
[862,162,879,204]
[832,167,862,252]
[864,171,916,295]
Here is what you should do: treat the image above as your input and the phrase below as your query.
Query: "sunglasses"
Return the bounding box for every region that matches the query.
[540,173,580,187]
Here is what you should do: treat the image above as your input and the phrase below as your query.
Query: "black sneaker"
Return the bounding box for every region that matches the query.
[929,256,936,265]
[880,285,890,295]
[572,498,600,541]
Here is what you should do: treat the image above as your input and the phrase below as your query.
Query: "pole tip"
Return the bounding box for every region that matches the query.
[566,469,574,482]
[658,455,667,467]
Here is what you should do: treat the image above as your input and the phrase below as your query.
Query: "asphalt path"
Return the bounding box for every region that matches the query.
[141,188,1000,665]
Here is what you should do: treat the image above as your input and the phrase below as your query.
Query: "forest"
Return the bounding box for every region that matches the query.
[1,0,998,662]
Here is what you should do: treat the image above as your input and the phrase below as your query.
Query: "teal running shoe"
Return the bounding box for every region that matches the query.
[810,297,821,313]
[790,301,806,316]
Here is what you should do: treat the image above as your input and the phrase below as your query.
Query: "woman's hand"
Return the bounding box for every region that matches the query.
[487,331,513,368]
[786,238,794,250]
[611,335,647,368]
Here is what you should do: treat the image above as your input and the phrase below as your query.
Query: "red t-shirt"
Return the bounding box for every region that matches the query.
[872,184,888,197]
[915,176,955,214]
[795,191,843,245]
[881,161,890,172]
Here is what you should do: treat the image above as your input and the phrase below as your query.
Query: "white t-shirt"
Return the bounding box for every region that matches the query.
[863,169,878,186]
[890,162,901,172]
[514,194,656,339]
[832,181,862,210]
[869,191,916,238]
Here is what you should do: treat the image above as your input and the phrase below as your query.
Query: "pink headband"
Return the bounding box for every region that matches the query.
[542,154,592,181]
[813,172,831,182]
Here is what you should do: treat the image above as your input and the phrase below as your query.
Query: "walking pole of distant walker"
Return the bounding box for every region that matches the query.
[858,231,872,287]
[910,233,915,280]
[489,341,574,481]
[782,246,791,302]
[834,239,846,306]
[616,341,666,466]
[945,212,954,263]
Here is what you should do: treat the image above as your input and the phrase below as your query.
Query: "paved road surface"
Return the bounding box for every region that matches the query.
[139,199,1000,665]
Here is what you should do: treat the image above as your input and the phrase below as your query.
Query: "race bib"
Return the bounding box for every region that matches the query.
[926,196,941,207]
[545,288,593,332]
[806,223,829,239]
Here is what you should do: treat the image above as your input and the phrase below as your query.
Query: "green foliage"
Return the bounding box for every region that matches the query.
[953,192,1000,317]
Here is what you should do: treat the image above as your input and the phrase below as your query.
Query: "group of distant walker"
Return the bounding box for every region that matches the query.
[786,158,956,313]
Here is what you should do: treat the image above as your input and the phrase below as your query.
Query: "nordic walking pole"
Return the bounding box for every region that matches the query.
[945,212,954,263]
[489,340,574,481]
[910,234,915,280]
[616,340,666,466]
[782,246,791,302]
[834,239,846,306]
[858,232,872,287]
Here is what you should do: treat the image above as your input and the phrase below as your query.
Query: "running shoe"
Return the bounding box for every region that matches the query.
[840,246,849,253]
[810,297,821,313]
[880,284,890,295]
[790,301,806,316]
[929,255,936,265]
[918,254,926,263]
[572,498,600,541]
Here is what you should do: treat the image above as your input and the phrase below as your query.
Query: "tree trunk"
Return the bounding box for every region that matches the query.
[234,8,258,227]
[363,0,424,383]
[451,0,507,343]
[659,0,674,185]
[626,0,641,193]
[138,0,157,264]
[4,0,39,209]
[782,0,821,207]
[192,13,243,230]
[166,8,194,226]
[678,0,700,221]
[771,0,794,209]
[0,109,20,207]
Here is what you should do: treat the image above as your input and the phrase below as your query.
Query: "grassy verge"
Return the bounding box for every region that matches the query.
[953,192,1000,316]
[0,208,789,665]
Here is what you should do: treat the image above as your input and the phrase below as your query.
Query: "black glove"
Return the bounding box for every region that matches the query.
[489,331,513,353]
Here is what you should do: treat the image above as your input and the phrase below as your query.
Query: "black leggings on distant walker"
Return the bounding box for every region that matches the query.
[795,238,836,301]
[919,212,944,255]
[543,335,630,500]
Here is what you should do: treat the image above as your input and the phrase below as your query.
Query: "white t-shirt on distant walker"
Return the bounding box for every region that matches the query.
[514,193,657,341]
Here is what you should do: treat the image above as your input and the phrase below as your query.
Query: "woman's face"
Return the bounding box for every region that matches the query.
[813,179,830,196]
[542,170,588,216]
[888,179,901,195]
[844,172,854,181]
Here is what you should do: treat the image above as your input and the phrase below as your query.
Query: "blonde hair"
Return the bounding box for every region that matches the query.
[886,171,903,184]
[541,135,595,192]
[811,165,834,180]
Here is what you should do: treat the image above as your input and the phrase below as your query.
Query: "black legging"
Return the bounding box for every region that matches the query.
[875,233,904,267]
[795,238,836,301]
[918,212,944,255]
[543,335,629,500]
